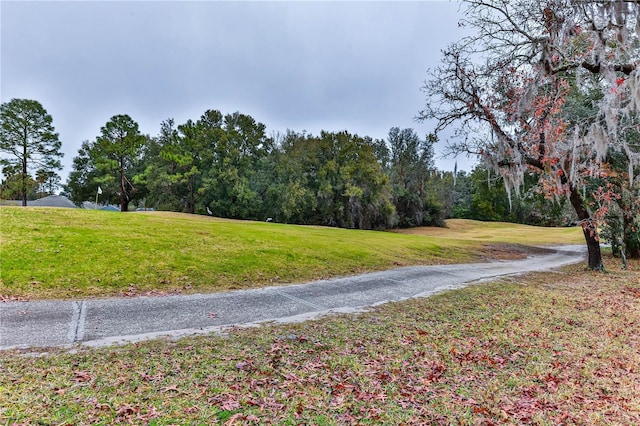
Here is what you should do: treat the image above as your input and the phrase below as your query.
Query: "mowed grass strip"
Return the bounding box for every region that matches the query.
[1,258,638,424]
[0,207,464,299]
[393,218,585,246]
[0,207,583,299]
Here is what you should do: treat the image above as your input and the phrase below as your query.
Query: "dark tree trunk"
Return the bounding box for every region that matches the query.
[120,185,129,212]
[21,174,28,206]
[624,213,640,259]
[568,183,604,270]
[581,226,604,270]
[527,156,604,270]
[21,149,28,207]
[120,163,128,212]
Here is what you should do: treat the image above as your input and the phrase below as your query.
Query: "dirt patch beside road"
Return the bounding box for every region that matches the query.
[477,244,554,261]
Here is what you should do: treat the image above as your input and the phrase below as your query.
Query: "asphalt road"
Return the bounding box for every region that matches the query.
[0,245,586,350]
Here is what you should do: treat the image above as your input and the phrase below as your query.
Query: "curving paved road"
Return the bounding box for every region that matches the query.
[0,245,586,350]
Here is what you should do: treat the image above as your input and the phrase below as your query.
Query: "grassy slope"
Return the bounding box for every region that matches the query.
[393,218,585,245]
[0,208,583,299]
[1,259,638,424]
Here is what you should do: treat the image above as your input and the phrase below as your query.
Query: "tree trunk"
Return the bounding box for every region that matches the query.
[120,163,127,212]
[21,150,28,207]
[120,185,126,211]
[624,213,640,259]
[581,225,604,270]
[568,183,604,270]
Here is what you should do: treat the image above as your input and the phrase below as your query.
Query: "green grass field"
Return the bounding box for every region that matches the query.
[394,218,585,245]
[1,207,583,299]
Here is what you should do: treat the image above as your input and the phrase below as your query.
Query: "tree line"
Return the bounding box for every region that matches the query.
[61,108,541,229]
[1,98,580,230]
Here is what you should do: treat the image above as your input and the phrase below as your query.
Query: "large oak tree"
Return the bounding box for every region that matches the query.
[420,0,640,270]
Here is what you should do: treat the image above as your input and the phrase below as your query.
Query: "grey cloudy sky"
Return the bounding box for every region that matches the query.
[1,0,475,182]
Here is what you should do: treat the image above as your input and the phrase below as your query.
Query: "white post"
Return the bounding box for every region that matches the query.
[95,186,102,209]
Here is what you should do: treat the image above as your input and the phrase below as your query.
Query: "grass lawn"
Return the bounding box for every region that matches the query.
[393,218,585,246]
[0,207,584,300]
[1,257,638,424]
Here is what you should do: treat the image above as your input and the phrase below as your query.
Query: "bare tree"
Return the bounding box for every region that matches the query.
[420,0,640,270]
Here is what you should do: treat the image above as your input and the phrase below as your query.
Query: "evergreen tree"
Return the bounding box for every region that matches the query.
[0,99,62,206]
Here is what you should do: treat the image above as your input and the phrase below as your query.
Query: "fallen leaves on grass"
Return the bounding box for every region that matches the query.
[477,243,551,261]
[0,294,30,302]
[1,258,639,424]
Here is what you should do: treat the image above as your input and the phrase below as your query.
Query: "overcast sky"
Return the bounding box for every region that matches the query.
[1,0,475,182]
